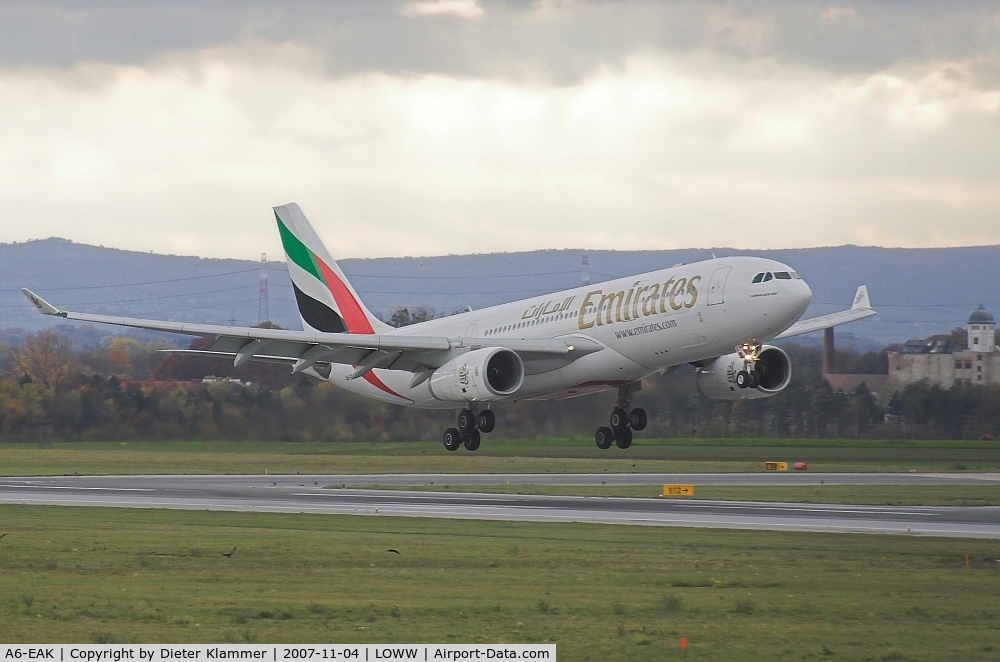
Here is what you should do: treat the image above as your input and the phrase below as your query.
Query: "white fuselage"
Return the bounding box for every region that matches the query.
[326,256,812,408]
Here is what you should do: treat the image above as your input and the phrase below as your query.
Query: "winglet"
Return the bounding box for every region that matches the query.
[21,289,64,316]
[851,285,871,310]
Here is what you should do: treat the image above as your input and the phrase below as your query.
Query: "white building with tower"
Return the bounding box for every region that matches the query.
[888,305,999,387]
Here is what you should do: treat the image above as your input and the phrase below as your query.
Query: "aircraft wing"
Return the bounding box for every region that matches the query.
[773,285,876,340]
[21,289,602,377]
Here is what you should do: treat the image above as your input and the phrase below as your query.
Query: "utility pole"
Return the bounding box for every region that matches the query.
[258,252,269,324]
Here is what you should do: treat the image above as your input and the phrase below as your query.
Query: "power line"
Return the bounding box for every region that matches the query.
[1,268,261,292]
[51,285,258,307]
[340,269,583,280]
[138,299,262,316]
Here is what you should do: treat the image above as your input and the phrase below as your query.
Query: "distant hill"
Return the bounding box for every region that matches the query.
[3,238,998,348]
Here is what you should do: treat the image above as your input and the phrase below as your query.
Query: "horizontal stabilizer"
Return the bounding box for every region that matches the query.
[774,286,876,340]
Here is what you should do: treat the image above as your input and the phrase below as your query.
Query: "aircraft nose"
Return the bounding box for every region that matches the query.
[794,278,812,313]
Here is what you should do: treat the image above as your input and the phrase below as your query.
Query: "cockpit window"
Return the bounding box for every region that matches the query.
[774,271,792,279]
[790,271,801,279]
[763,272,773,282]
[752,272,764,283]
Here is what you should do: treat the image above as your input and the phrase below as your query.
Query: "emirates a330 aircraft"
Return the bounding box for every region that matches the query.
[23,203,875,451]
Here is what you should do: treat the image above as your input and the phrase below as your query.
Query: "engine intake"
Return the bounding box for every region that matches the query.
[428,347,524,402]
[695,345,791,400]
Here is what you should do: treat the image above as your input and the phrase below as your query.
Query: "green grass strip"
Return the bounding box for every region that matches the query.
[2,439,999,476]
[0,505,998,660]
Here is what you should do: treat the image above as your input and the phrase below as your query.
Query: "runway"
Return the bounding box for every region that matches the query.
[1,474,998,538]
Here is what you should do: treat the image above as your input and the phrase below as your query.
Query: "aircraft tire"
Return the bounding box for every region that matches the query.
[629,408,647,431]
[615,427,633,449]
[595,427,614,449]
[477,410,496,434]
[457,409,477,432]
[747,370,760,388]
[443,428,463,451]
[609,407,629,430]
[735,370,750,388]
[463,429,481,451]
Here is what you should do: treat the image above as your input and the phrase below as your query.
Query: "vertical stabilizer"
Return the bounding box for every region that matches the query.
[274,203,390,335]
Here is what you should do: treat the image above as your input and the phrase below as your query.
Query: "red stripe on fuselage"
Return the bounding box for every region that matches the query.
[363,371,411,403]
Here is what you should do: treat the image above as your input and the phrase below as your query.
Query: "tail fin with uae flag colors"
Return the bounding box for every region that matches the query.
[274,203,391,335]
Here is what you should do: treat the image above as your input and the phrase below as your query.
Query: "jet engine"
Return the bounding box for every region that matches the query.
[695,345,791,400]
[428,347,524,402]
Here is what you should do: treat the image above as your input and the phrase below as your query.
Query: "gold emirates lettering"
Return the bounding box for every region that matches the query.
[578,275,701,330]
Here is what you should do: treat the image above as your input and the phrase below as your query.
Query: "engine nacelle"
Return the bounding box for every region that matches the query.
[695,345,792,400]
[428,347,524,402]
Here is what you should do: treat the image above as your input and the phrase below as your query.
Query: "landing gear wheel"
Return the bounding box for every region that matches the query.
[735,370,750,389]
[595,426,614,449]
[747,370,760,388]
[463,429,481,451]
[443,428,462,452]
[629,408,647,431]
[457,409,477,433]
[615,427,633,449]
[610,407,629,430]
[477,410,496,434]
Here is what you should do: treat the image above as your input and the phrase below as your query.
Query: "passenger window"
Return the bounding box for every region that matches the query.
[774,272,791,279]
[752,273,764,283]
[763,272,773,282]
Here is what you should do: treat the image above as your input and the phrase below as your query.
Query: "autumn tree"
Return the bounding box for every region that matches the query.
[12,331,74,386]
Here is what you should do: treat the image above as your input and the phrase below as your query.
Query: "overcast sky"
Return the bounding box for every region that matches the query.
[0,0,997,259]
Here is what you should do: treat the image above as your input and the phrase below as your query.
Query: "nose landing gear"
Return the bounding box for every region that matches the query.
[735,341,762,389]
[595,383,646,450]
[443,406,495,452]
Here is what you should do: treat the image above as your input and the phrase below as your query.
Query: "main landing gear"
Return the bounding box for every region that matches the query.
[595,383,647,450]
[443,407,495,452]
[734,341,762,389]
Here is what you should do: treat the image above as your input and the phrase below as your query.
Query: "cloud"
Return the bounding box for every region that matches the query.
[821,6,858,21]
[0,44,996,259]
[0,1,997,81]
[402,0,484,19]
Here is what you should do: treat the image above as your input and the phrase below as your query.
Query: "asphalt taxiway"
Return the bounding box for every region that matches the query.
[0,474,997,538]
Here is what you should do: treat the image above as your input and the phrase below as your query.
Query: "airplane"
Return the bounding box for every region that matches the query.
[22,203,876,451]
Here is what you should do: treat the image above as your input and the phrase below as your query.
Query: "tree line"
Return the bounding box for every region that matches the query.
[0,327,997,442]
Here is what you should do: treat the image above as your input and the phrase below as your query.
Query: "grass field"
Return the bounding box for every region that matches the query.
[1,505,999,660]
[347,484,1000,506]
[2,438,999,476]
